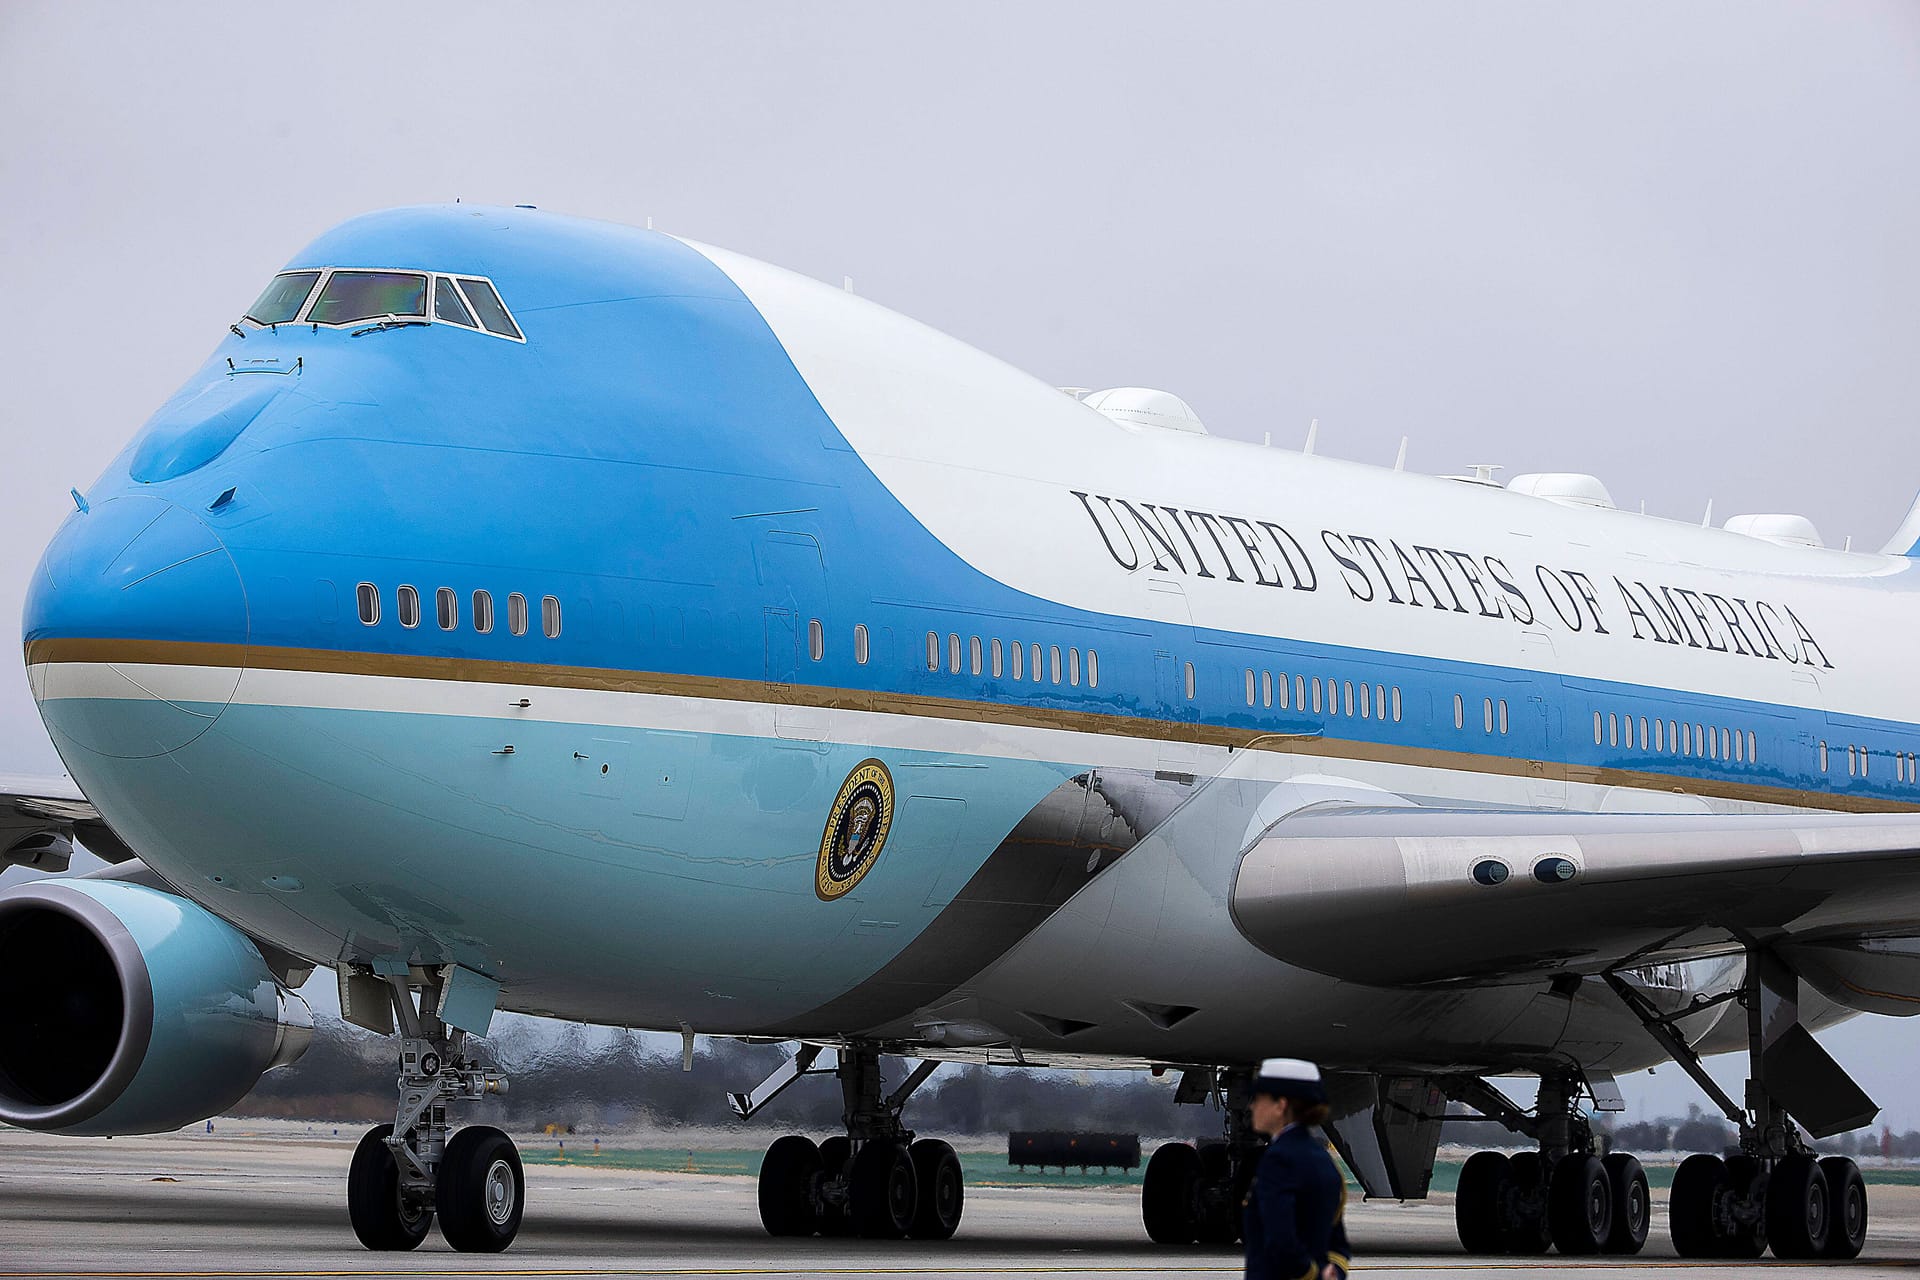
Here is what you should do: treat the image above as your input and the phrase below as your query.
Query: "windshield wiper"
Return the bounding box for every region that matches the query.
[350,314,430,337]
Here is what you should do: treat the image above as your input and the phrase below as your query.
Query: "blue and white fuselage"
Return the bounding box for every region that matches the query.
[23,205,1920,1081]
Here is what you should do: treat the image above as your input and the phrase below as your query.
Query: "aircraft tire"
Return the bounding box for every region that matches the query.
[817,1136,854,1237]
[1545,1154,1610,1255]
[1820,1156,1868,1259]
[1669,1153,1726,1257]
[1454,1150,1510,1255]
[1500,1151,1551,1255]
[908,1138,964,1240]
[1721,1155,1768,1258]
[848,1138,917,1239]
[1765,1152,1830,1259]
[1599,1152,1649,1254]
[436,1126,524,1253]
[758,1135,822,1237]
[1141,1142,1204,1244]
[346,1124,432,1251]
[1193,1141,1240,1245]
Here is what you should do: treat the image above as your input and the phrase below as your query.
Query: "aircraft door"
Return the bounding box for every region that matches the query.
[755,530,828,686]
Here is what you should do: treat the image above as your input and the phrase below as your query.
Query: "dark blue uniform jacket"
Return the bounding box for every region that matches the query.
[1243,1124,1351,1280]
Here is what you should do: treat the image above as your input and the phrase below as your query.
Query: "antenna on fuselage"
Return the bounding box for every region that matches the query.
[646,216,654,230]
[1393,436,1408,472]
[843,276,855,293]
[1701,498,1715,528]
[1303,418,1319,456]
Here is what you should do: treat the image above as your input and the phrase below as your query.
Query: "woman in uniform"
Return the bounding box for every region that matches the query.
[1243,1057,1351,1280]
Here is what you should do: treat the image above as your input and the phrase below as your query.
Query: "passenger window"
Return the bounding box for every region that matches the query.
[1640,717,1649,749]
[246,270,321,326]
[1456,695,1466,730]
[949,633,962,674]
[1051,646,1063,684]
[1669,721,1679,753]
[1608,713,1618,747]
[1391,687,1402,722]
[1483,698,1494,734]
[809,619,825,662]
[970,636,983,676]
[1069,647,1080,686]
[433,276,478,328]
[1376,684,1386,718]
[1654,719,1664,752]
[1344,681,1355,716]
[1294,675,1304,710]
[1594,711,1602,745]
[926,631,939,671]
[855,623,869,665]
[508,592,528,636]
[1245,669,1257,706]
[541,595,561,638]
[436,587,458,631]
[308,270,428,325]
[1012,640,1024,681]
[472,589,493,634]
[1262,672,1274,708]
[1183,660,1195,699]
[356,582,380,626]
[1031,644,1042,680]
[991,639,1003,678]
[1748,731,1757,762]
[1088,650,1098,688]
[1709,728,1719,759]
[1734,729,1744,763]
[456,278,523,340]
[396,585,420,628]
[1819,740,1828,771]
[1312,679,1323,715]
[1498,700,1509,734]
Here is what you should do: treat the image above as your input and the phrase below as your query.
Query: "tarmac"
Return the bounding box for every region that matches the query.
[5,1127,1920,1278]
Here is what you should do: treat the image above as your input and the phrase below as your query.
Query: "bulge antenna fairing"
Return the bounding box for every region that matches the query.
[8,203,1920,1258]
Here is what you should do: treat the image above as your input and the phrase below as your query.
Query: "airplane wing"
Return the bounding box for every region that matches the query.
[1232,805,1920,1013]
[0,773,137,871]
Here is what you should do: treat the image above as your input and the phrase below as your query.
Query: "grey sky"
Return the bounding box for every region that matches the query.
[4,2,1919,1127]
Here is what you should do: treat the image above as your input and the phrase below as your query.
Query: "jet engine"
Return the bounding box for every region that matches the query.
[0,879,311,1135]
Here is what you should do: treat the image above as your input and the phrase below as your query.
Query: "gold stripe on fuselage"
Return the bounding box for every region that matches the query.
[24,636,1918,816]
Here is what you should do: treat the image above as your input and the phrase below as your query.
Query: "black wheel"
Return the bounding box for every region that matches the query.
[1820,1156,1868,1259]
[908,1138,964,1240]
[1141,1142,1204,1245]
[1766,1152,1830,1259]
[347,1124,432,1251]
[435,1126,523,1253]
[1501,1151,1551,1255]
[757,1135,822,1237]
[1546,1154,1610,1255]
[1455,1151,1510,1255]
[1194,1142,1240,1245]
[1669,1153,1725,1258]
[848,1138,917,1239]
[1600,1152,1649,1254]
[817,1136,853,1237]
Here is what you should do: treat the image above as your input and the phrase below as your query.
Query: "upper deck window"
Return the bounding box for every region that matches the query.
[246,271,321,325]
[456,278,523,340]
[308,270,429,326]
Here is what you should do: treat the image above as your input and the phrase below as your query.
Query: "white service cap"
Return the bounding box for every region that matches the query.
[1257,1057,1322,1083]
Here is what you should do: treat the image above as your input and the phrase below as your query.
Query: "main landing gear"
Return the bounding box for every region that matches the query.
[1605,951,1873,1260]
[1141,1066,1265,1245]
[1449,1074,1648,1257]
[735,1042,962,1240]
[344,970,517,1253]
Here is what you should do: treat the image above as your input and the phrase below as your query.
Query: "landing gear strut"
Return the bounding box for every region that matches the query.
[740,1042,960,1240]
[345,970,516,1253]
[1449,1072,1648,1257]
[1606,951,1872,1261]
[1142,1066,1266,1245]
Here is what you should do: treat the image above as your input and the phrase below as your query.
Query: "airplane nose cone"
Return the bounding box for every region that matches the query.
[23,496,249,760]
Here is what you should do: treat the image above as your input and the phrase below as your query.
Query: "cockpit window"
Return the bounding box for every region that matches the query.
[433,276,477,328]
[307,270,429,326]
[244,271,321,325]
[457,278,523,341]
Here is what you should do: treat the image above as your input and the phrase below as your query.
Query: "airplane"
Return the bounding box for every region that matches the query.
[4,201,1918,1260]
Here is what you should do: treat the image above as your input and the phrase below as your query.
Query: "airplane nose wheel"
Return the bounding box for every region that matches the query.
[437,1126,524,1253]
[346,1123,432,1251]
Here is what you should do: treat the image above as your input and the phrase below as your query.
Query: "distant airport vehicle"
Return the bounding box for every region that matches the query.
[5,204,1917,1259]
[1009,1131,1140,1174]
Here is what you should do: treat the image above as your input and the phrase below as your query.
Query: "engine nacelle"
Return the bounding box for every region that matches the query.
[0,879,310,1135]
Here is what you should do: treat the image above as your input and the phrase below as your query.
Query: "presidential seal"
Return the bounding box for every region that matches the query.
[817,758,894,901]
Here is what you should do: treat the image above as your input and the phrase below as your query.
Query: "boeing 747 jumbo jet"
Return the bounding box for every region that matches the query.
[7,204,1920,1260]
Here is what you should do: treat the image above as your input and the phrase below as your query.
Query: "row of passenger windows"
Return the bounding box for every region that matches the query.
[1594,711,1758,764]
[1452,695,1511,735]
[1823,742,1919,782]
[924,631,1100,688]
[356,583,560,638]
[243,268,524,340]
[1245,668,1405,723]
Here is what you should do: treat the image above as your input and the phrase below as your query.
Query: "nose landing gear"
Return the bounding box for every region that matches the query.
[343,969,516,1253]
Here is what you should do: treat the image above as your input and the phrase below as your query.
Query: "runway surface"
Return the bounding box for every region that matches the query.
[5,1129,1920,1278]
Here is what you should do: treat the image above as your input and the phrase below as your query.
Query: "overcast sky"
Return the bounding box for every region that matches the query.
[4,2,1919,1128]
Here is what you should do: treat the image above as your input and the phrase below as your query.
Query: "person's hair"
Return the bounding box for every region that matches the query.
[1296,1102,1331,1128]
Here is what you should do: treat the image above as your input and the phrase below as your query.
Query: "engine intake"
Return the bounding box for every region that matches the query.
[0,879,310,1134]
